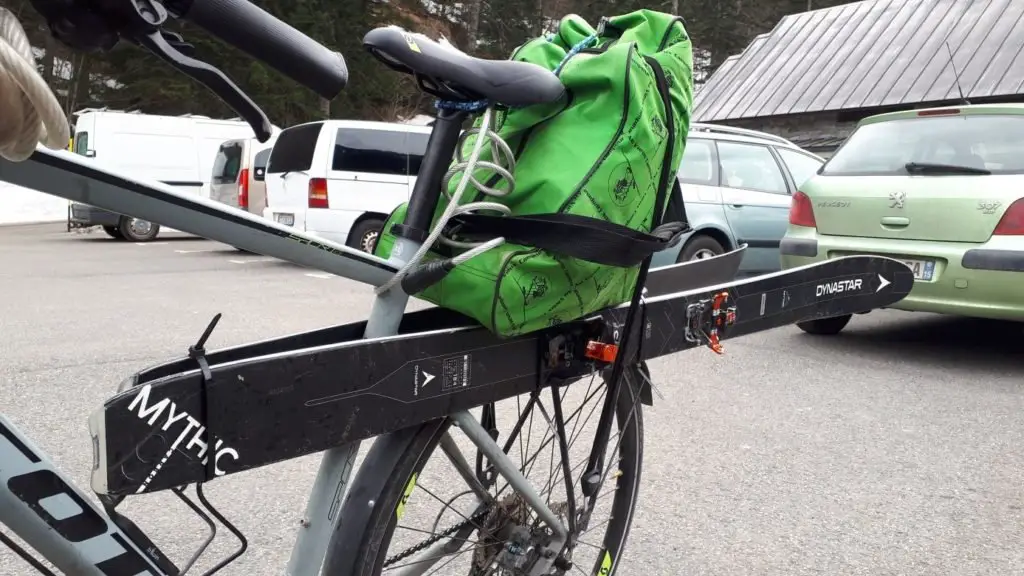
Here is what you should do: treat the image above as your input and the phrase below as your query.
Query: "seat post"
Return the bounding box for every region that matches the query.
[393,108,468,243]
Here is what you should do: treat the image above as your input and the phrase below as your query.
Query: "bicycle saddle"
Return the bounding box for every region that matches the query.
[362,26,566,108]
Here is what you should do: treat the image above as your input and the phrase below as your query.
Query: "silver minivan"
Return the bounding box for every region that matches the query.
[210,135,277,216]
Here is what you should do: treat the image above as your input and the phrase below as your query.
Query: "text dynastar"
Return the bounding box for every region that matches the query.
[815,278,863,297]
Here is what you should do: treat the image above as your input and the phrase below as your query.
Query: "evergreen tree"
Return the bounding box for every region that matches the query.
[9,0,857,124]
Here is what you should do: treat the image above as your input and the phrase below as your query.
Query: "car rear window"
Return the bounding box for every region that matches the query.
[267,122,322,174]
[822,113,1024,176]
[776,147,823,188]
[212,141,243,184]
[677,138,717,186]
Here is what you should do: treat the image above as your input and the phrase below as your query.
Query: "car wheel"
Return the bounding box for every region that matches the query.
[678,235,725,263]
[348,218,384,254]
[102,226,125,240]
[118,217,160,242]
[796,314,852,335]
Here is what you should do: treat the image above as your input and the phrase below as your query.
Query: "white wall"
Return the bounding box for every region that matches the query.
[0,182,68,225]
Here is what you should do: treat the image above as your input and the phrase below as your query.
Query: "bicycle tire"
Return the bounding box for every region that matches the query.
[322,370,645,576]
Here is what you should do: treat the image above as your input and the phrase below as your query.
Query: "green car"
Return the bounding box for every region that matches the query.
[779,103,1024,335]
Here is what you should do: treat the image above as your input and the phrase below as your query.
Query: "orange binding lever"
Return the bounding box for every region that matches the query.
[707,291,736,355]
[585,341,619,363]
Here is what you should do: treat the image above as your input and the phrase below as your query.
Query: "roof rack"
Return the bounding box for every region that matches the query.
[73,108,149,115]
[72,108,227,120]
[689,122,794,146]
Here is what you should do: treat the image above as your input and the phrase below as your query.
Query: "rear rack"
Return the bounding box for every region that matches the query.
[689,122,794,146]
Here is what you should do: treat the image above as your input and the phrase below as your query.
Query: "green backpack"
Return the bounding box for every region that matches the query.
[374,10,695,337]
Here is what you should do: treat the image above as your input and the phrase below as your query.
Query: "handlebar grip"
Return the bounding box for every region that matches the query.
[172,0,348,99]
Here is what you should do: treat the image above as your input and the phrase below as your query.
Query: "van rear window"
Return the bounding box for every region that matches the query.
[253,147,272,169]
[73,132,89,156]
[332,129,430,176]
[212,141,243,184]
[267,123,322,174]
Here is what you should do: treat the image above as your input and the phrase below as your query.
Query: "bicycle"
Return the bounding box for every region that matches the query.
[0,1,915,575]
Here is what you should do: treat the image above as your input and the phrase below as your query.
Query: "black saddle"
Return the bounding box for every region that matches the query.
[362,26,565,108]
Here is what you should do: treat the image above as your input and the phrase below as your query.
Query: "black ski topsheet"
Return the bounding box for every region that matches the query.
[88,256,913,497]
[645,244,745,298]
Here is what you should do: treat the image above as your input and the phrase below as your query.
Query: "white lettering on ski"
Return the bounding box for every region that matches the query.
[815,278,863,298]
[127,384,240,493]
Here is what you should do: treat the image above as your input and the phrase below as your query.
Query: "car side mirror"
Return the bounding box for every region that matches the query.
[253,167,266,181]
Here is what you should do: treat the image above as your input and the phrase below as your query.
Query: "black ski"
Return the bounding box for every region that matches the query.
[88,255,913,497]
[645,244,745,298]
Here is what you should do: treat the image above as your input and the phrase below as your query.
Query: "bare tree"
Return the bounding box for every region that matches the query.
[466,0,482,48]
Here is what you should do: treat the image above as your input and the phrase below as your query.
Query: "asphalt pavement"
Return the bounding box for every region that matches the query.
[1,223,1022,576]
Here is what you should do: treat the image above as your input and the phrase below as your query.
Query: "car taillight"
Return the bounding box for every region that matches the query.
[993,198,1024,235]
[788,190,816,228]
[308,178,329,209]
[238,168,249,209]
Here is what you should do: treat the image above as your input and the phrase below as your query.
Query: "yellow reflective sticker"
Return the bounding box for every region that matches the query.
[403,33,421,53]
[396,472,418,520]
[598,550,613,575]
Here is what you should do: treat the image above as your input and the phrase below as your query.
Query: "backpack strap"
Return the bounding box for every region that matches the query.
[448,212,689,267]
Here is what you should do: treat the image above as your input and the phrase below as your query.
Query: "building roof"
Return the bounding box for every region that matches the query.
[693,0,1024,122]
[787,135,848,150]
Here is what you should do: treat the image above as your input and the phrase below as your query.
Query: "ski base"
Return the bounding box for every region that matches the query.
[89,255,913,497]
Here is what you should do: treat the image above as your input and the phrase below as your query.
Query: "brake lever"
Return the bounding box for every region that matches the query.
[29,0,272,142]
[134,30,273,141]
[158,29,196,58]
[29,0,119,52]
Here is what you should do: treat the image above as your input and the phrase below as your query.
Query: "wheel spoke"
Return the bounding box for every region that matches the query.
[371,369,644,576]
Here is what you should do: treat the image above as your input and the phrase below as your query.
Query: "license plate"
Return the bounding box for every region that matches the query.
[275,213,294,227]
[900,258,935,281]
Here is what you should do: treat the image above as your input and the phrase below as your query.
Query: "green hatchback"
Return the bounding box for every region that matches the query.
[780,103,1024,335]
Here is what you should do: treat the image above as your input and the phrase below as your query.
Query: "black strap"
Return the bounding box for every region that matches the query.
[449,212,688,267]
[664,178,688,230]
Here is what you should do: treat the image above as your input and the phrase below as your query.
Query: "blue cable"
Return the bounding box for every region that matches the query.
[554,33,597,75]
[435,98,490,112]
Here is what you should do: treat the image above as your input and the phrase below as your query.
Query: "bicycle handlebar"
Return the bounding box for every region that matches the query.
[170,0,348,99]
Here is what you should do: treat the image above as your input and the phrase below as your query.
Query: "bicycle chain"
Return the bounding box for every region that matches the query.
[384,509,491,567]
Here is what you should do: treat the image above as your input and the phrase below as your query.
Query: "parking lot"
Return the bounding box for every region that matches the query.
[1,222,1022,575]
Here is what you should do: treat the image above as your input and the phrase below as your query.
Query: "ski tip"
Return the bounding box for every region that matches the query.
[837,255,916,298]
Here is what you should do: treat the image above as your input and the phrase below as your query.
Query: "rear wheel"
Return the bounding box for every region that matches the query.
[323,368,646,576]
[348,218,385,254]
[678,234,724,263]
[102,225,124,240]
[797,314,852,335]
[118,217,160,242]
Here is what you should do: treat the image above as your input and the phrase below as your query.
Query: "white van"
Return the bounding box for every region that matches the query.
[68,109,271,241]
[263,120,432,253]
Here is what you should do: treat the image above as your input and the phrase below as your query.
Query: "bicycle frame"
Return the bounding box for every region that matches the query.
[0,115,579,575]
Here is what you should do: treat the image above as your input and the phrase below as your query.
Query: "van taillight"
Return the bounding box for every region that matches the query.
[238,168,249,209]
[308,178,329,209]
[993,199,1024,235]
[788,191,816,228]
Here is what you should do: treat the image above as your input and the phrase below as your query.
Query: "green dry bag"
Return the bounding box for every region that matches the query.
[374,10,695,337]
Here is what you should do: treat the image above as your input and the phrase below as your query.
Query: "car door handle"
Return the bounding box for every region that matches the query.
[729,204,744,209]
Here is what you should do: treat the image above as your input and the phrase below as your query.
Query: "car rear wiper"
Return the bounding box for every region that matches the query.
[904,162,991,175]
